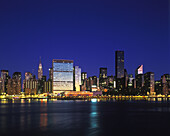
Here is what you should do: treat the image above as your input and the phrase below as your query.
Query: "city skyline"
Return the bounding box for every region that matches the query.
[0,0,169,81]
[0,51,169,81]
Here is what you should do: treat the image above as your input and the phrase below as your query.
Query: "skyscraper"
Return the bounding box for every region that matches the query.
[135,65,143,76]
[99,68,108,89]
[1,70,9,93]
[81,72,87,85]
[7,72,21,95]
[73,66,81,91]
[52,59,73,94]
[115,51,124,79]
[23,73,37,95]
[135,65,144,94]
[38,57,43,80]
[49,68,53,80]
[115,51,124,92]
[144,72,155,95]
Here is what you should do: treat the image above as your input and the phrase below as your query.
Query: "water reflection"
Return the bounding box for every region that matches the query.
[40,113,48,130]
[87,101,100,136]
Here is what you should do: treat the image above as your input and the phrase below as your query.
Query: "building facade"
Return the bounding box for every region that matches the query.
[38,57,43,80]
[73,66,81,91]
[144,72,155,95]
[52,59,73,94]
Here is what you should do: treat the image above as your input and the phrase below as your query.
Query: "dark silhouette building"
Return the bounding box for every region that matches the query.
[144,72,155,95]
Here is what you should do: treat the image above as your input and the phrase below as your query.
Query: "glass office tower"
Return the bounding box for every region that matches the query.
[52,59,73,93]
[115,51,124,79]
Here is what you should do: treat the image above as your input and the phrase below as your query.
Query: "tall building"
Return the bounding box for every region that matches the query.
[52,59,73,94]
[0,78,3,94]
[135,65,144,94]
[1,70,9,93]
[99,68,108,89]
[38,57,43,80]
[115,51,124,92]
[135,65,143,76]
[49,68,53,80]
[73,66,81,91]
[23,73,37,95]
[89,76,98,91]
[115,51,124,79]
[81,72,87,85]
[155,80,162,95]
[161,74,170,95]
[144,72,155,95]
[7,72,21,95]
[25,72,33,80]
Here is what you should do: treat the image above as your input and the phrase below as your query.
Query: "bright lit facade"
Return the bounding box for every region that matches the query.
[52,59,73,93]
[135,65,143,76]
[73,66,81,91]
[38,57,43,80]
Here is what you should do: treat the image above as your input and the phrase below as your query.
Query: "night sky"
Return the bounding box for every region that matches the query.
[0,0,169,80]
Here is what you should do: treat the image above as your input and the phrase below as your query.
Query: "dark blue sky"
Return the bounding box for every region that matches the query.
[0,0,169,80]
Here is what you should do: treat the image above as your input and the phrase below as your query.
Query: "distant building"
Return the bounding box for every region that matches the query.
[115,51,124,92]
[38,57,43,80]
[135,65,144,94]
[73,66,81,91]
[135,65,143,76]
[115,51,124,79]
[81,72,87,85]
[52,59,73,94]
[25,72,33,80]
[23,73,37,95]
[49,68,53,80]
[144,72,155,95]
[107,75,115,90]
[1,70,9,93]
[37,75,47,94]
[0,78,3,94]
[99,68,108,89]
[89,76,98,91]
[44,79,52,93]
[7,72,21,95]
[155,80,162,95]
[161,74,170,95]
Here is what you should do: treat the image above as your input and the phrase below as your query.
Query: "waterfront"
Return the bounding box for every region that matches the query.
[0,99,170,136]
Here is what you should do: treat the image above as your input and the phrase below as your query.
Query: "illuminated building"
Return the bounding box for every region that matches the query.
[107,75,114,90]
[89,76,98,91]
[115,51,124,92]
[161,74,169,95]
[49,68,53,80]
[44,79,52,93]
[25,72,33,80]
[1,70,9,93]
[52,59,73,93]
[23,72,37,95]
[7,72,21,95]
[73,66,81,91]
[65,91,93,97]
[155,80,162,95]
[144,72,155,95]
[37,76,47,94]
[128,74,134,87]
[135,65,143,76]
[99,68,108,89]
[0,78,2,94]
[115,51,124,79]
[135,65,144,94]
[81,72,87,85]
[38,57,43,80]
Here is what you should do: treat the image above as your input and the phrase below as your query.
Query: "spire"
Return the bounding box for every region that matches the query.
[39,56,41,64]
[38,57,43,79]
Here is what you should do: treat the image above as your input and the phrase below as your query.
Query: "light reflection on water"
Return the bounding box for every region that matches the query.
[0,99,170,136]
